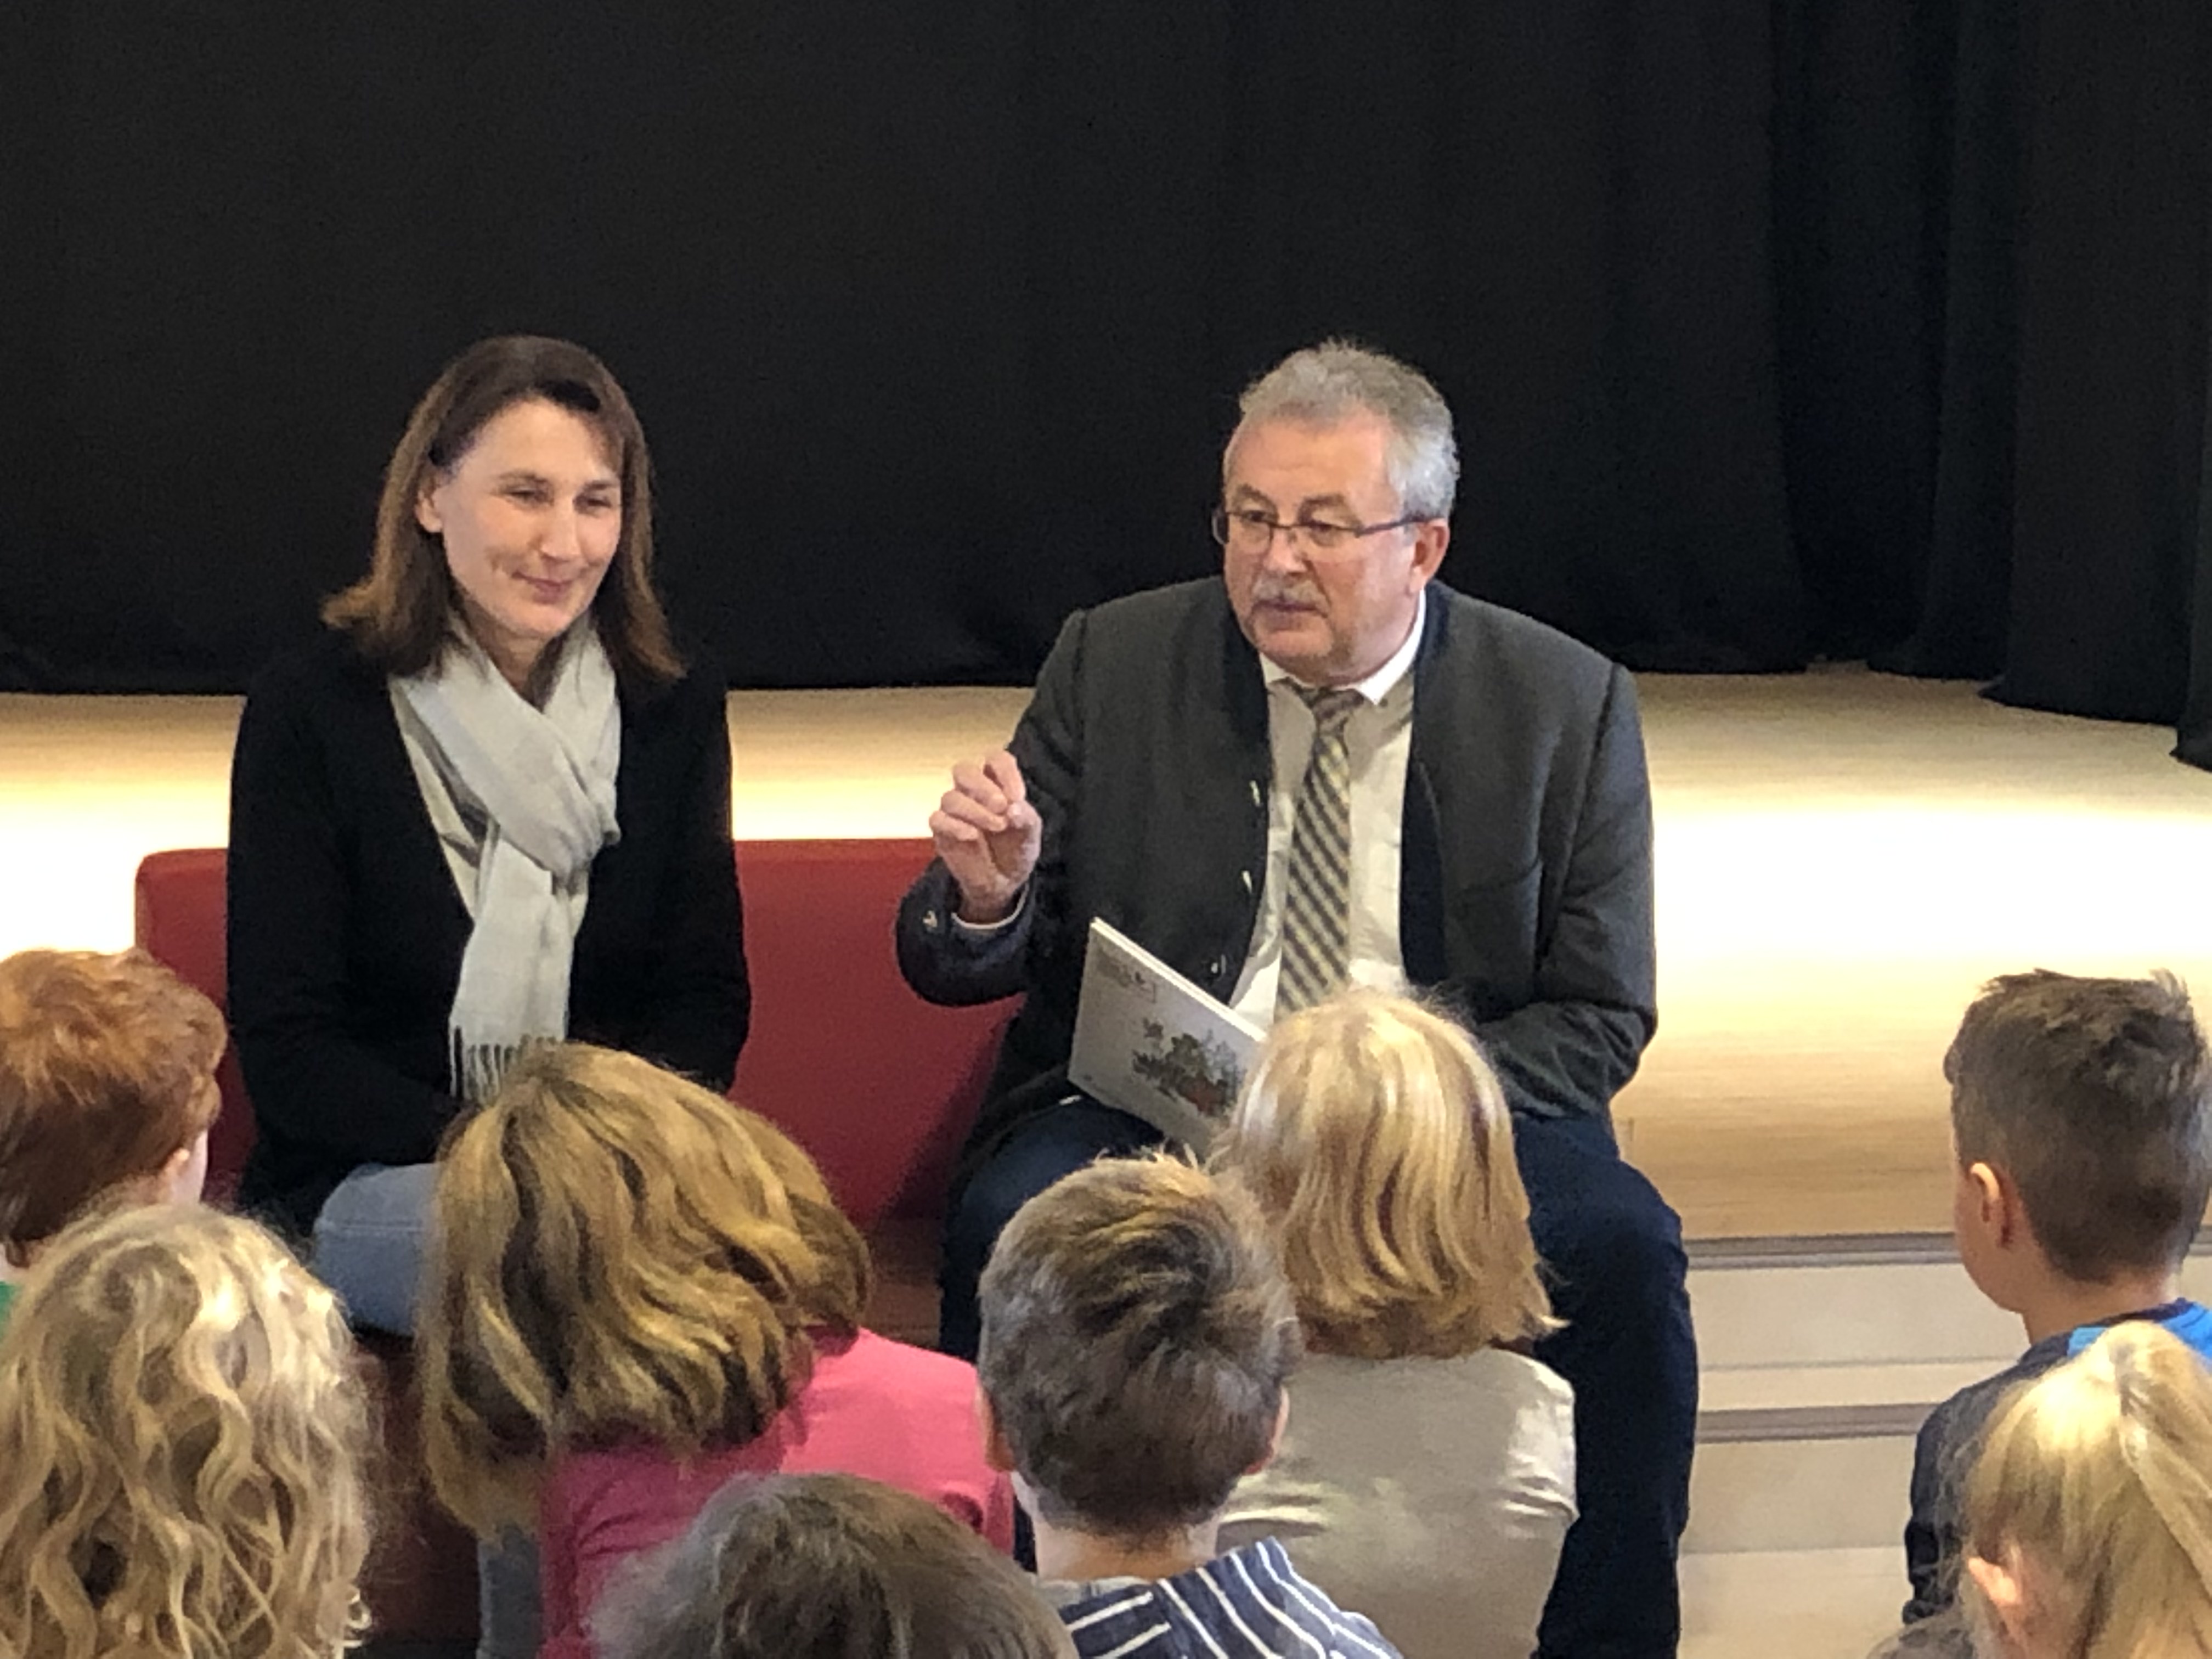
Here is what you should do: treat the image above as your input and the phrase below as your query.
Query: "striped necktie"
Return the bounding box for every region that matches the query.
[1276,686,1363,1017]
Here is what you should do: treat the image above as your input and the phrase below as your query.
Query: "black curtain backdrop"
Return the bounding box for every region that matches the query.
[2,3,2207,765]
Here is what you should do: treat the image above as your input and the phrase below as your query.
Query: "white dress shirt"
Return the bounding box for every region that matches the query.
[1228,592,1425,1025]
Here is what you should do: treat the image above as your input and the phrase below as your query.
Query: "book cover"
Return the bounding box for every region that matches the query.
[1069,918,1264,1152]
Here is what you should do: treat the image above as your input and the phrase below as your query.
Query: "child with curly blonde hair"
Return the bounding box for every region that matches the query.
[419,1042,1013,1659]
[0,1204,371,1659]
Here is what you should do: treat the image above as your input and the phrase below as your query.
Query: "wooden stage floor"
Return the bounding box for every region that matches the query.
[4,666,2209,1240]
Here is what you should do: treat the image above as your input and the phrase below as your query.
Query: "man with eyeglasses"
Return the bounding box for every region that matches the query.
[898,340,1692,1658]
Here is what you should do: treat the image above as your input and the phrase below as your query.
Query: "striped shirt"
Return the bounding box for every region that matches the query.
[1047,1537,1403,1659]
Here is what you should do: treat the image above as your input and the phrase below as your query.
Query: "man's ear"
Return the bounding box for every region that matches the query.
[1408,519,1451,588]
[1245,1392,1290,1476]
[974,1383,1017,1475]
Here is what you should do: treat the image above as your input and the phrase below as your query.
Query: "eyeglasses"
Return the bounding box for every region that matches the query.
[1210,505,1424,556]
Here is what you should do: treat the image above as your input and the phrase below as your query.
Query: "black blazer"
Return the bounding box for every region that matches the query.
[896,579,1655,1153]
[227,630,748,1233]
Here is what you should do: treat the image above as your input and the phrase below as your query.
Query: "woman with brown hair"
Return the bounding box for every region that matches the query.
[419,1043,1013,1659]
[1210,990,1577,1659]
[225,334,747,1338]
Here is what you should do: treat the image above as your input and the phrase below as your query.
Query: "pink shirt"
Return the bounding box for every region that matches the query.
[538,1329,1014,1659]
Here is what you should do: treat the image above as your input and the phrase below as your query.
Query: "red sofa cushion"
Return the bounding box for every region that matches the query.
[730,838,1012,1227]
[133,841,1013,1227]
[133,848,252,1202]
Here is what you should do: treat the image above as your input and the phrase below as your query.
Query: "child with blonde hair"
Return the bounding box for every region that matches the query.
[1210,990,1577,1659]
[1955,1321,2212,1657]
[0,947,226,1322]
[0,1204,371,1659]
[419,1042,1013,1659]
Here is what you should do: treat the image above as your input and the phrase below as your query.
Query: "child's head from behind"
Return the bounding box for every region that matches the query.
[594,1471,1074,1659]
[1214,989,1555,1358]
[1960,1321,2212,1658]
[0,1204,370,1659]
[1946,970,2211,1306]
[0,948,225,1268]
[420,1042,872,1532]
[975,1155,1300,1544]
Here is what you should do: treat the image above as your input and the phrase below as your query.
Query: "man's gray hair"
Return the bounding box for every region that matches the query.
[1233,339,1459,520]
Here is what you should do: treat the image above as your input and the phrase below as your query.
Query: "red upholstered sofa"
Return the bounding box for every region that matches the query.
[133,839,1014,1646]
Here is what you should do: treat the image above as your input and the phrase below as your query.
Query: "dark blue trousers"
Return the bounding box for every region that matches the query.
[1515,1111,1696,1659]
[939,1099,1696,1659]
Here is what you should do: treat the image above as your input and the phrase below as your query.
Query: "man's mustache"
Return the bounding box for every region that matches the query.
[1249,580,1323,608]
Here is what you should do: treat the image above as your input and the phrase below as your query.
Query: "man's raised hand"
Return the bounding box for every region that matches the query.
[929,750,1041,924]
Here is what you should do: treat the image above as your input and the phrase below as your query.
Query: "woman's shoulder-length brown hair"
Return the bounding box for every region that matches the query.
[322,334,683,691]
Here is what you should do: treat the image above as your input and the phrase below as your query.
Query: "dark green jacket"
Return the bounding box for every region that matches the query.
[896,578,1656,1156]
